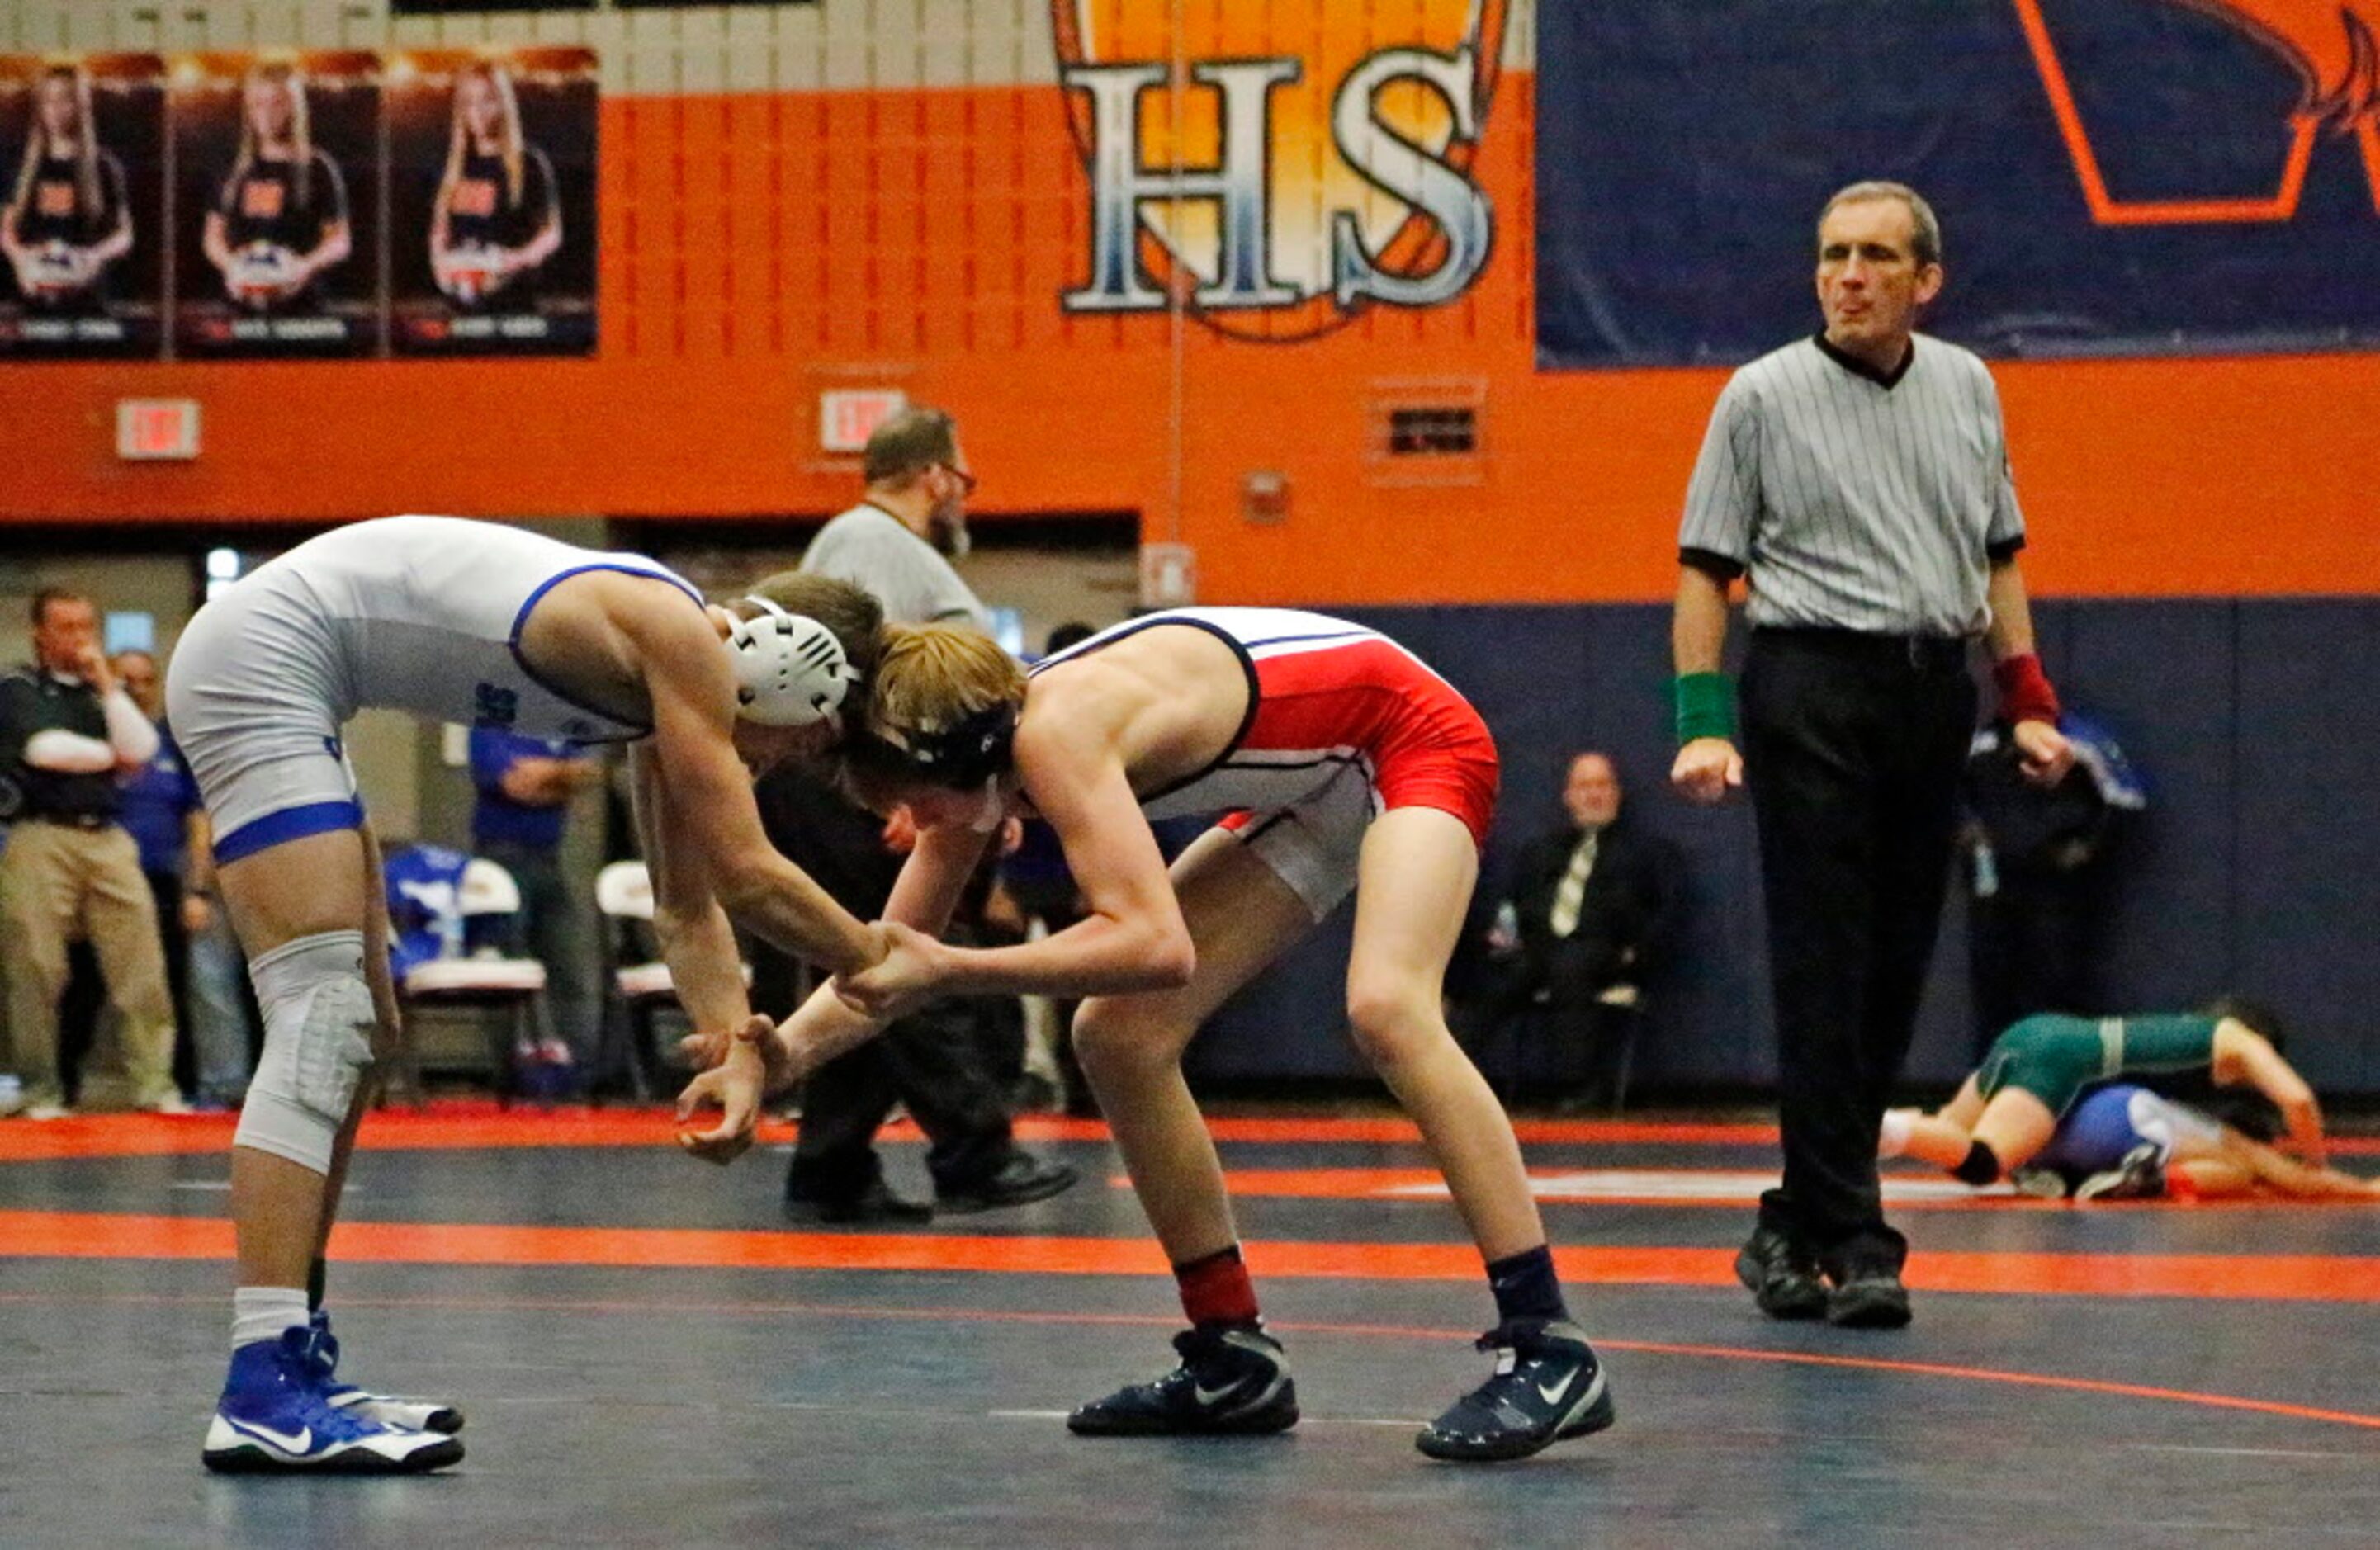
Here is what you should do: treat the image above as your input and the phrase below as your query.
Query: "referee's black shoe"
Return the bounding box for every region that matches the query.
[1735,1226,1828,1321]
[1415,1319,1615,1463]
[935,1151,1078,1215]
[1067,1326,1298,1437]
[1824,1260,1914,1330]
[782,1177,933,1226]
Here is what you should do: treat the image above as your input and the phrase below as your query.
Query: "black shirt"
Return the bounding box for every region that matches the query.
[444,144,556,254]
[216,148,348,258]
[0,666,120,821]
[750,765,901,919]
[1965,735,2110,876]
[10,148,126,247]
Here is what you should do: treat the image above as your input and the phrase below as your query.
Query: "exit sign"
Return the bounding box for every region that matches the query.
[818,389,906,454]
[117,399,200,461]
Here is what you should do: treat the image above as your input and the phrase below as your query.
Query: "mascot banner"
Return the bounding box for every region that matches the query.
[1536,0,2380,366]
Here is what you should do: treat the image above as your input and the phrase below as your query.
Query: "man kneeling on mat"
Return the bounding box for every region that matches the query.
[2016,1080,2380,1203]
[1878,1001,2327,1191]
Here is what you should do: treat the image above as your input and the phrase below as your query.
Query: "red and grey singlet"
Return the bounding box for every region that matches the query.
[1031,607,1499,847]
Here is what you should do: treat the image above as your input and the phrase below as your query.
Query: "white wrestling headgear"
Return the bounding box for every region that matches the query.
[724,596,859,728]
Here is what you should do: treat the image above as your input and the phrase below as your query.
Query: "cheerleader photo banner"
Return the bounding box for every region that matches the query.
[386,49,599,357]
[0,54,167,359]
[0,45,598,362]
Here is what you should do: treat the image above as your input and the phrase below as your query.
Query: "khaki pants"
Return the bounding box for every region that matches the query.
[1,821,177,1109]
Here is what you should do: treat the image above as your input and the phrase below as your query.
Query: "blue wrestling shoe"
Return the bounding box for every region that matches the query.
[201,1326,463,1474]
[1415,1318,1615,1463]
[310,1311,466,1434]
[1067,1326,1299,1436]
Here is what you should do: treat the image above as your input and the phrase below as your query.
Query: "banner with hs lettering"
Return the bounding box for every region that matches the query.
[1535,0,2380,367]
[0,47,594,361]
[1053,2,1507,340]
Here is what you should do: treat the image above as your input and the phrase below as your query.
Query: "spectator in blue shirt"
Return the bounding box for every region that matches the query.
[55,650,256,1107]
[468,726,603,1080]
[111,650,202,1094]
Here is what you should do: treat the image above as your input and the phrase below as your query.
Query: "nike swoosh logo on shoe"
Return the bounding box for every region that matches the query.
[1192,1381,1243,1407]
[227,1418,313,1454]
[1536,1371,1576,1406]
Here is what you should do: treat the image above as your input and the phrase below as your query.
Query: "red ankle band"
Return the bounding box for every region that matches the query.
[1174,1245,1261,1328]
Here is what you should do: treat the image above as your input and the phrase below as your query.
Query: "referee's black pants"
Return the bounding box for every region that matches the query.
[744,768,1026,1207]
[1741,628,1976,1273]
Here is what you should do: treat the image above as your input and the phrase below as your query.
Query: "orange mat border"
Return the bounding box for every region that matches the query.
[7,1208,2380,1302]
[0,1106,1783,1162]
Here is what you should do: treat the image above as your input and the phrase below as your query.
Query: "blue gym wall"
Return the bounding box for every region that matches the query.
[1190,598,2380,1098]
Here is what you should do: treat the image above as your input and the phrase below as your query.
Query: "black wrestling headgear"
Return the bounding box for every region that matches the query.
[875,700,1018,791]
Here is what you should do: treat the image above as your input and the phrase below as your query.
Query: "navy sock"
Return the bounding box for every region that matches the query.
[1486,1244,1567,1326]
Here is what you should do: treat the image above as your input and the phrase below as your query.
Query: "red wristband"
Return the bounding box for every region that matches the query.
[1993,652,2061,726]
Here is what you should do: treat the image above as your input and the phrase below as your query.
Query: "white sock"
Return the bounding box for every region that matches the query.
[1878,1109,1915,1160]
[232,1285,311,1352]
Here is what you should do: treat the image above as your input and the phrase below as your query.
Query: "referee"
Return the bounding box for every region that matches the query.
[1669,182,2075,1328]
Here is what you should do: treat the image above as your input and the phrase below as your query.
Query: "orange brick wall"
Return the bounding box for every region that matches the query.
[6,72,2377,604]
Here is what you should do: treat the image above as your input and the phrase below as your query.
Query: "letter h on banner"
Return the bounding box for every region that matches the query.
[1062,59,1302,311]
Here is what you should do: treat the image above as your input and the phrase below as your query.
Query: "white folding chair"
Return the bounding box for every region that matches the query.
[592,859,756,1102]
[397,857,551,1106]
[593,860,675,1100]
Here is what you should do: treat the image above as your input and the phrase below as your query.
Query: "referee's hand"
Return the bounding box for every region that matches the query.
[1672,737,1744,805]
[2010,719,2075,787]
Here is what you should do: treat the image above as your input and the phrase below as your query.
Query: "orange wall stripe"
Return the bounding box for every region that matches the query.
[2,74,2378,602]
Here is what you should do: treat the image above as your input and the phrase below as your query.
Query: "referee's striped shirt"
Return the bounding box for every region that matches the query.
[1677,332,2026,638]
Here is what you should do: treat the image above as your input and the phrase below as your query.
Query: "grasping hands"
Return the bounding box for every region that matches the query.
[835,920,948,1022]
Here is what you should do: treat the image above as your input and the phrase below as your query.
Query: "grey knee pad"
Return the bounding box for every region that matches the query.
[235,930,378,1174]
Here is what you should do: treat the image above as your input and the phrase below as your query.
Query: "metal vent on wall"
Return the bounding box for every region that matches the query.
[1388,406,1476,456]
[1365,378,1487,486]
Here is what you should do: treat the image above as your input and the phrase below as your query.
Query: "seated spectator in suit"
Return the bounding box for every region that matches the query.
[1464,752,1685,1110]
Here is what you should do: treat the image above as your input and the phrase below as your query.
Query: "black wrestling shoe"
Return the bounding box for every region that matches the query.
[782,1177,934,1226]
[1825,1264,1914,1329]
[1735,1226,1828,1321]
[1415,1319,1615,1463]
[2075,1142,2167,1203]
[935,1152,1078,1215]
[1066,1326,1298,1437]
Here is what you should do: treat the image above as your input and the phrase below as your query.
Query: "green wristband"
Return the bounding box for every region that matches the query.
[1673,672,1738,745]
